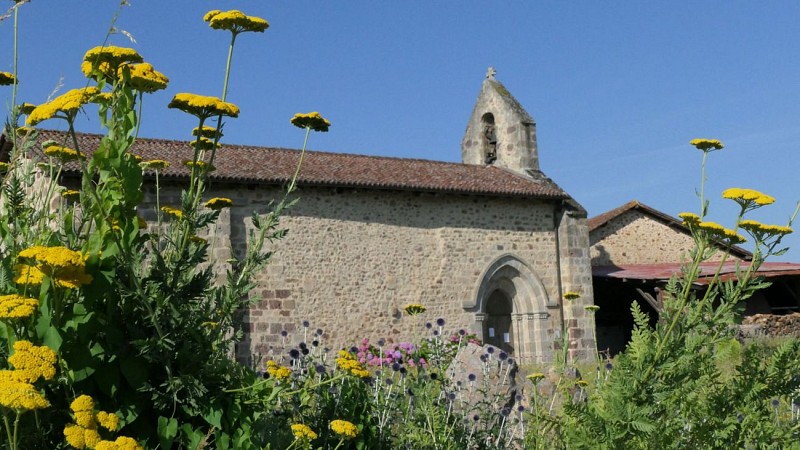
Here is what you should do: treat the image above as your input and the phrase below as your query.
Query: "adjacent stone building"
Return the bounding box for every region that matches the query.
[7,71,599,364]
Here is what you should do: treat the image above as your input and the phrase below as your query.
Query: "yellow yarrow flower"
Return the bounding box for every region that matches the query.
[563,291,581,301]
[183,160,216,172]
[63,423,86,448]
[14,264,45,286]
[191,136,217,151]
[27,87,100,126]
[168,93,239,119]
[82,46,143,78]
[123,62,169,93]
[0,162,9,173]
[265,360,292,380]
[44,144,85,161]
[8,340,57,383]
[290,111,331,132]
[192,125,223,139]
[96,411,120,431]
[141,159,170,170]
[70,394,95,427]
[722,188,775,208]
[205,197,233,210]
[160,206,183,219]
[584,305,600,313]
[15,126,32,137]
[0,380,49,411]
[404,303,426,316]
[0,294,38,319]
[0,71,16,85]
[18,245,93,289]
[19,103,36,115]
[84,428,103,448]
[678,212,701,225]
[698,221,725,234]
[329,419,359,439]
[291,423,318,441]
[335,351,370,378]
[689,138,724,151]
[527,372,545,383]
[204,9,269,34]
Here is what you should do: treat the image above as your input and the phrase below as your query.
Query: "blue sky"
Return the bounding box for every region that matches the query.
[2,1,799,261]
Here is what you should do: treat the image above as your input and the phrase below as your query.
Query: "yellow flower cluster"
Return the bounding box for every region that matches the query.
[14,264,44,286]
[19,103,36,115]
[93,437,143,450]
[193,125,223,139]
[8,340,58,383]
[678,212,700,225]
[124,63,169,93]
[291,423,318,440]
[82,46,143,79]
[290,111,331,132]
[265,360,292,380]
[739,220,793,236]
[527,372,545,383]
[27,87,100,126]
[335,350,370,378]
[697,221,746,244]
[192,136,217,151]
[204,9,269,34]
[64,395,131,450]
[563,291,581,300]
[205,197,233,210]
[16,126,32,137]
[0,71,16,85]
[62,190,81,201]
[0,162,8,173]
[17,245,93,289]
[0,374,49,411]
[44,144,85,161]
[329,419,359,439]
[0,294,38,319]
[160,206,183,219]
[168,93,239,119]
[689,138,724,151]
[404,303,426,316]
[141,159,170,170]
[584,305,600,312]
[183,160,215,172]
[722,188,775,207]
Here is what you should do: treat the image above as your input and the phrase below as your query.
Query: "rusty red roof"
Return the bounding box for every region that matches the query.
[6,130,572,200]
[594,261,800,284]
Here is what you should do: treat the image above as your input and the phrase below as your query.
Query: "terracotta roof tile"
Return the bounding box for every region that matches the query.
[594,262,800,284]
[18,130,572,199]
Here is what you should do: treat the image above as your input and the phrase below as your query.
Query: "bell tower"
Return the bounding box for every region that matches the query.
[461,68,539,174]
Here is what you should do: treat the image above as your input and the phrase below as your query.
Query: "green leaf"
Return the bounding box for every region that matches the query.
[157,416,179,449]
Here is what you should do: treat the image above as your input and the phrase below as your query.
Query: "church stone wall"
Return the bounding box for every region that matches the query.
[145,182,581,363]
[589,210,740,266]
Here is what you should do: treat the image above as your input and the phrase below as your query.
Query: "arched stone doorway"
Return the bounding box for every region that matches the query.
[484,290,514,353]
[463,254,554,363]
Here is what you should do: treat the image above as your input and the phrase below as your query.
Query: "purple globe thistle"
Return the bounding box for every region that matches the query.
[350,346,358,354]
[447,392,456,401]
[289,349,300,359]
[458,329,466,336]
[301,348,309,355]
[433,330,439,336]
[605,362,613,371]
[517,405,525,413]
[436,318,446,327]
[312,340,319,347]
[385,378,393,386]
[425,322,432,329]
[468,373,477,382]
[407,388,415,397]
[280,330,288,338]
[315,328,323,336]
[315,364,326,374]
[500,407,511,417]
[771,399,780,408]
[377,338,385,347]
[486,347,495,354]
[430,372,438,380]
[302,320,310,328]
[298,342,307,350]
[499,352,508,361]
[473,414,480,421]
[392,362,401,372]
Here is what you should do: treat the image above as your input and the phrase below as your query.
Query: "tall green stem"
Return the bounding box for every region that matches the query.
[699,150,709,217]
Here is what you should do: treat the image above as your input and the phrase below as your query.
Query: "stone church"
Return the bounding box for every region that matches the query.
[16,71,599,364]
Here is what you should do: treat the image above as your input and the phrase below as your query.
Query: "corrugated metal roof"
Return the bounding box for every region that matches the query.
[594,261,800,284]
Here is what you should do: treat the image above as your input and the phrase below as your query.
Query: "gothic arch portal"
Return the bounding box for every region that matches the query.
[463,254,552,363]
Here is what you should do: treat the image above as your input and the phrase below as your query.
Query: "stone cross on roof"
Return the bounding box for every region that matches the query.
[486,67,496,79]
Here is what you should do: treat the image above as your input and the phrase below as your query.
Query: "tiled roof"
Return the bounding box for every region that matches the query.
[8,130,572,200]
[594,261,800,284]
[589,200,752,259]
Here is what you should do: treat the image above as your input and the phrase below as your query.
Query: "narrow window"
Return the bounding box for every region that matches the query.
[481,113,497,164]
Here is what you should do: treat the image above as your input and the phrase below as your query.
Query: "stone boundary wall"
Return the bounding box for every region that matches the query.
[741,313,800,337]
